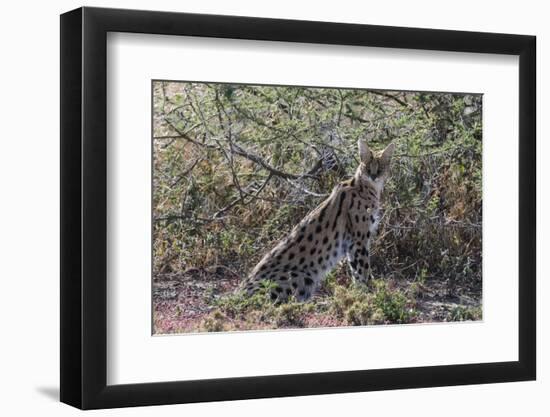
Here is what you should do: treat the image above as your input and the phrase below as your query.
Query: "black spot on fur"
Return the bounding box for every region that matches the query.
[304,277,314,285]
[333,191,347,230]
[299,245,306,252]
[323,236,329,244]
[297,234,304,243]
[270,293,277,300]
[288,253,295,260]
[307,234,314,242]
[299,290,306,297]
[291,282,298,288]
[275,286,283,293]
[299,257,305,264]
[310,248,316,255]
[316,225,322,233]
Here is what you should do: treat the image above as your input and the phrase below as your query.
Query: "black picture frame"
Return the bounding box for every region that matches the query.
[60,6,536,410]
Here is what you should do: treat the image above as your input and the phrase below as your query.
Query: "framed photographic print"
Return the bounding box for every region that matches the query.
[60,6,536,410]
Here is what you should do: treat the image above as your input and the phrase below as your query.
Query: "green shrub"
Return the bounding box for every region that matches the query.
[214,281,276,317]
[331,280,416,325]
[200,310,230,332]
[345,301,373,326]
[449,305,482,321]
[370,280,415,323]
[275,302,308,327]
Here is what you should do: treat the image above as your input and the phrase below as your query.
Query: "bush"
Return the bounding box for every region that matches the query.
[448,305,482,322]
[332,280,416,326]
[200,310,229,332]
[153,83,482,292]
[275,302,308,328]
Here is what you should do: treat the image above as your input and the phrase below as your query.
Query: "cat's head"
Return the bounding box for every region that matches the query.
[356,140,395,189]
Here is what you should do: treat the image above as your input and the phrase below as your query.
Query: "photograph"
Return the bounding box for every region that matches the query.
[152,81,483,334]
[50,2,539,412]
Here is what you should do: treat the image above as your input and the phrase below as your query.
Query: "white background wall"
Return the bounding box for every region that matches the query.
[0,0,546,415]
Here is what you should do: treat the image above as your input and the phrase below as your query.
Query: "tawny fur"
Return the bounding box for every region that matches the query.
[242,140,395,302]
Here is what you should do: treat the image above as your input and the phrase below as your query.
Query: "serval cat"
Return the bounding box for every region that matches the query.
[242,140,395,302]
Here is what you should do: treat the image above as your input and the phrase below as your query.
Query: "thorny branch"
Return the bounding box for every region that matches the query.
[153,82,482,287]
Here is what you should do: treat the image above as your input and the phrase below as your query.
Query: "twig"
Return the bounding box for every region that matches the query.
[337,90,344,126]
[213,173,274,218]
[171,158,202,187]
[370,91,409,107]
[230,142,318,180]
[284,178,329,198]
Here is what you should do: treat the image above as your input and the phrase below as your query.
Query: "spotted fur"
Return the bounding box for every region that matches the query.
[242,140,395,302]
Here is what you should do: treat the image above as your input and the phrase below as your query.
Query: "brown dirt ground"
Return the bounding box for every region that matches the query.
[152,268,482,334]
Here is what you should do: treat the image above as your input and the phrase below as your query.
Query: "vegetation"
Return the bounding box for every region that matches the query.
[152,81,482,334]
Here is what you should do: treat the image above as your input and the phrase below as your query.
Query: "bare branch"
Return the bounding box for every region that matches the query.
[370,90,409,107]
[284,179,329,198]
[230,142,318,180]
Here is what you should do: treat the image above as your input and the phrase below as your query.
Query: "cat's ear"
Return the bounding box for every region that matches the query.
[358,140,372,164]
[380,142,395,166]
